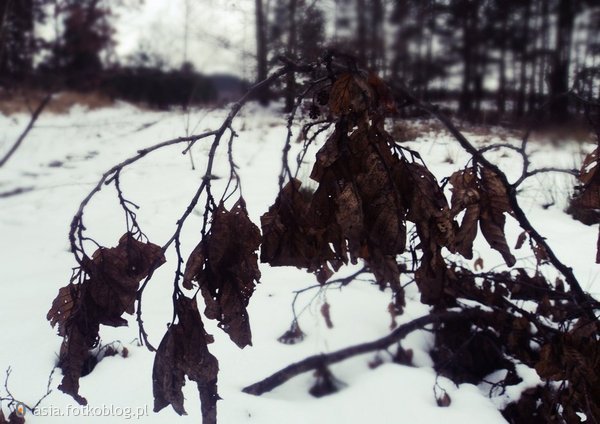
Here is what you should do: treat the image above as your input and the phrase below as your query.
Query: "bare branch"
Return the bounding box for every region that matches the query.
[0,94,51,168]
[242,309,483,396]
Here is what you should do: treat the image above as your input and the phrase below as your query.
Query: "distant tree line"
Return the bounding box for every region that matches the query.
[255,0,600,122]
[0,0,217,108]
[1,0,598,118]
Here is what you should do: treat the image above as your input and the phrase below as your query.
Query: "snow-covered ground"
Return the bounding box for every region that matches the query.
[0,101,597,423]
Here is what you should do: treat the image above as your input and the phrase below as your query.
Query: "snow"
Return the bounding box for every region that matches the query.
[0,101,597,423]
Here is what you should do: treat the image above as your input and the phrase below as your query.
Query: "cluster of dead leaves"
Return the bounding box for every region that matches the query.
[449,167,516,266]
[534,324,600,422]
[47,233,164,405]
[152,199,260,421]
[570,148,599,263]
[261,118,412,310]
[262,73,488,308]
[182,199,261,348]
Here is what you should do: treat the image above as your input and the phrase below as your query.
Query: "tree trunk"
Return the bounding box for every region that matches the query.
[284,0,298,113]
[516,1,531,118]
[549,0,575,121]
[356,0,367,66]
[255,0,269,105]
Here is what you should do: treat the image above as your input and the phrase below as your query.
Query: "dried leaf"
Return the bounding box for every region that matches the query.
[308,366,344,398]
[328,73,373,116]
[579,148,598,185]
[185,199,261,348]
[367,72,397,114]
[454,204,479,259]
[514,231,527,250]
[474,257,484,271]
[278,321,306,345]
[436,392,452,407]
[48,234,165,405]
[320,302,334,329]
[261,180,335,271]
[480,208,516,266]
[153,296,219,422]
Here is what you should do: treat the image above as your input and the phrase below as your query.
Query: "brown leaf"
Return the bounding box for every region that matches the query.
[261,180,335,271]
[367,72,397,114]
[278,321,306,345]
[87,233,166,322]
[449,169,479,214]
[153,296,219,422]
[479,208,516,267]
[185,199,261,348]
[481,168,511,214]
[454,204,480,259]
[579,148,598,185]
[514,231,527,250]
[474,257,484,271]
[436,391,452,407]
[48,234,165,405]
[47,284,79,337]
[320,302,334,329]
[532,241,548,263]
[328,73,373,116]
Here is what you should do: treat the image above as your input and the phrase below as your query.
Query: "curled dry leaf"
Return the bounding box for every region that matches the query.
[480,169,516,266]
[328,73,373,116]
[436,392,452,408]
[449,169,479,258]
[153,295,219,422]
[579,148,598,186]
[47,234,165,405]
[514,231,527,250]
[448,168,516,267]
[183,198,261,348]
[535,333,600,419]
[278,320,306,345]
[260,179,336,274]
[320,301,334,329]
[474,257,484,271]
[571,148,599,211]
[263,119,408,307]
[399,161,456,304]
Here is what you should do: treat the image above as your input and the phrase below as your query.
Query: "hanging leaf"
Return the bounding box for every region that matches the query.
[47,234,165,405]
[261,180,336,272]
[328,73,373,116]
[514,231,527,250]
[320,301,334,329]
[308,366,344,398]
[184,199,261,348]
[579,148,598,185]
[278,320,306,345]
[153,296,219,422]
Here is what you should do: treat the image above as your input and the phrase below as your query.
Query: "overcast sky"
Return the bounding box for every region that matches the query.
[113,0,255,77]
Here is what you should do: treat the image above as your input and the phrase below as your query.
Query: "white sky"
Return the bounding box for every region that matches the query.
[113,0,255,77]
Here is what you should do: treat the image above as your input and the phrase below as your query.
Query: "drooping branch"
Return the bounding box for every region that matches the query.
[242,309,483,396]
[0,94,51,168]
[394,83,598,320]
